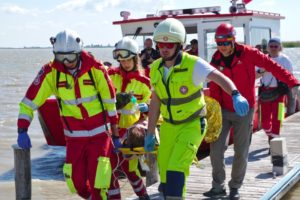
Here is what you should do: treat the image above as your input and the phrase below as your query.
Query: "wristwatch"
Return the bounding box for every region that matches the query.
[231,90,240,96]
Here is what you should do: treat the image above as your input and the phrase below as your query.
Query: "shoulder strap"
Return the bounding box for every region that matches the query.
[56,70,73,133]
[88,70,109,131]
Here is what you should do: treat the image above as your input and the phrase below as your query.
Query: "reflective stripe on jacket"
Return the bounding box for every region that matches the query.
[108,67,151,129]
[150,52,206,124]
[18,51,117,138]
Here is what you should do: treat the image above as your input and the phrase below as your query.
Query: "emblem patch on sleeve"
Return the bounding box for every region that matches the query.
[33,68,45,86]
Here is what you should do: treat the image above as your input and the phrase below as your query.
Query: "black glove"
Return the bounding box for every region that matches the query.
[116,92,132,110]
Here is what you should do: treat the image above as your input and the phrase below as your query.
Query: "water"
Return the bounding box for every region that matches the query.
[0,48,117,199]
[282,180,300,200]
[0,48,299,198]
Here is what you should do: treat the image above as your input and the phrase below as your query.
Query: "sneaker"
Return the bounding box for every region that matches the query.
[158,183,163,193]
[229,188,240,200]
[139,194,150,200]
[203,187,226,198]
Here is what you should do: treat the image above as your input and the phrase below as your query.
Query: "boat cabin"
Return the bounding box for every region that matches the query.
[113,4,284,61]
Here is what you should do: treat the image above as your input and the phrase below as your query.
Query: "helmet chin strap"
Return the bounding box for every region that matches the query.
[229,41,235,55]
[63,56,81,90]
[162,44,182,62]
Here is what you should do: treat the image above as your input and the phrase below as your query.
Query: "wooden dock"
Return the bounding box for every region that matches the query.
[127,112,300,200]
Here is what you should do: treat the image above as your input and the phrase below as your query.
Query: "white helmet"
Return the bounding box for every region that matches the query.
[113,37,139,61]
[153,18,186,44]
[51,29,83,53]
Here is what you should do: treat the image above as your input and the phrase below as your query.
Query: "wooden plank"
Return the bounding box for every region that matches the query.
[126,112,300,200]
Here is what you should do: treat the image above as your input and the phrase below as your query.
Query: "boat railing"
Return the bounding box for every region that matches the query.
[246,9,284,18]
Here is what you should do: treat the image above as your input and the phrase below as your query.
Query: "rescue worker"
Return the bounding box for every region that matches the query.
[144,18,250,200]
[108,37,151,200]
[205,23,299,200]
[258,38,294,142]
[17,30,118,200]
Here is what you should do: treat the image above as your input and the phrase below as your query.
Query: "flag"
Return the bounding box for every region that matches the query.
[243,0,252,4]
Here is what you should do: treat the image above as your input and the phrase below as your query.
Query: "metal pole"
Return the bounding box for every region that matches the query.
[145,153,159,186]
[261,164,300,200]
[12,144,31,200]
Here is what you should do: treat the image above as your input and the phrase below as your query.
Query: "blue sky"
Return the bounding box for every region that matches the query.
[0,0,299,47]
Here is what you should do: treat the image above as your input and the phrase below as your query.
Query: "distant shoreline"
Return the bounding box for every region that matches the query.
[0,46,114,49]
[282,41,300,48]
[1,41,300,49]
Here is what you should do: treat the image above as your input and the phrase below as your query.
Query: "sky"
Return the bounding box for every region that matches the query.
[0,0,299,48]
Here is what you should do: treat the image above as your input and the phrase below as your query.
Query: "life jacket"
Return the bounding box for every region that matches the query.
[150,52,206,124]
[108,67,151,129]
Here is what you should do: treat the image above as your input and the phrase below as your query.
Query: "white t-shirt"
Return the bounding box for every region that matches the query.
[163,57,215,87]
[260,54,293,87]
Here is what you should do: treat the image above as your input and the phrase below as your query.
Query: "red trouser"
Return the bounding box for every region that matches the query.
[108,128,147,200]
[65,133,112,200]
[260,94,285,139]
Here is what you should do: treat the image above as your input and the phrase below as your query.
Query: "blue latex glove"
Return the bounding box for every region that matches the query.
[232,93,249,116]
[112,136,122,153]
[17,131,32,149]
[144,134,156,152]
[138,103,149,113]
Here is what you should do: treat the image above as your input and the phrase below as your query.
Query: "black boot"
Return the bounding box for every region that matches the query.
[203,187,226,198]
[139,194,150,200]
[229,188,240,200]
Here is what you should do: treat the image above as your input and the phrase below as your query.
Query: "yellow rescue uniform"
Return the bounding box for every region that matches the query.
[150,52,207,198]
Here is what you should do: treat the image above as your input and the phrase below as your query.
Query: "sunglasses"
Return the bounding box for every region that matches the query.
[269,45,279,49]
[216,41,231,46]
[157,42,176,49]
[113,49,136,60]
[54,53,78,63]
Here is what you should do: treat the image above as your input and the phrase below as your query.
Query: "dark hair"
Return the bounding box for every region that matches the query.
[190,39,198,45]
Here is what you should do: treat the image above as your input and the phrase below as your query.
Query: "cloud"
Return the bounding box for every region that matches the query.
[111,0,175,16]
[258,0,276,7]
[54,0,90,12]
[94,0,121,12]
[49,0,171,14]
[50,0,121,13]
[0,4,37,15]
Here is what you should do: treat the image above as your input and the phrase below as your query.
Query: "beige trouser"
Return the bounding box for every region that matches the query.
[210,108,254,189]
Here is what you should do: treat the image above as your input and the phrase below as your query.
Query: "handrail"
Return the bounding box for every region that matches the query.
[246,10,282,17]
[260,164,300,200]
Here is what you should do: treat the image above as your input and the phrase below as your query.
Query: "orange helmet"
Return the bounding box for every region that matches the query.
[215,23,236,42]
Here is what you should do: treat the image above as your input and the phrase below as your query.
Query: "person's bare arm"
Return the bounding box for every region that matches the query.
[147,91,161,134]
[255,68,265,79]
[111,124,119,137]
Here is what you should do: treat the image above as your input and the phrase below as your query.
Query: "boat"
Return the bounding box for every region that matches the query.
[37,0,297,151]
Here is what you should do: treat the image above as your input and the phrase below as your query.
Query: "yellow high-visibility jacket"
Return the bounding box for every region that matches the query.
[108,67,151,129]
[18,51,117,139]
[150,52,206,124]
